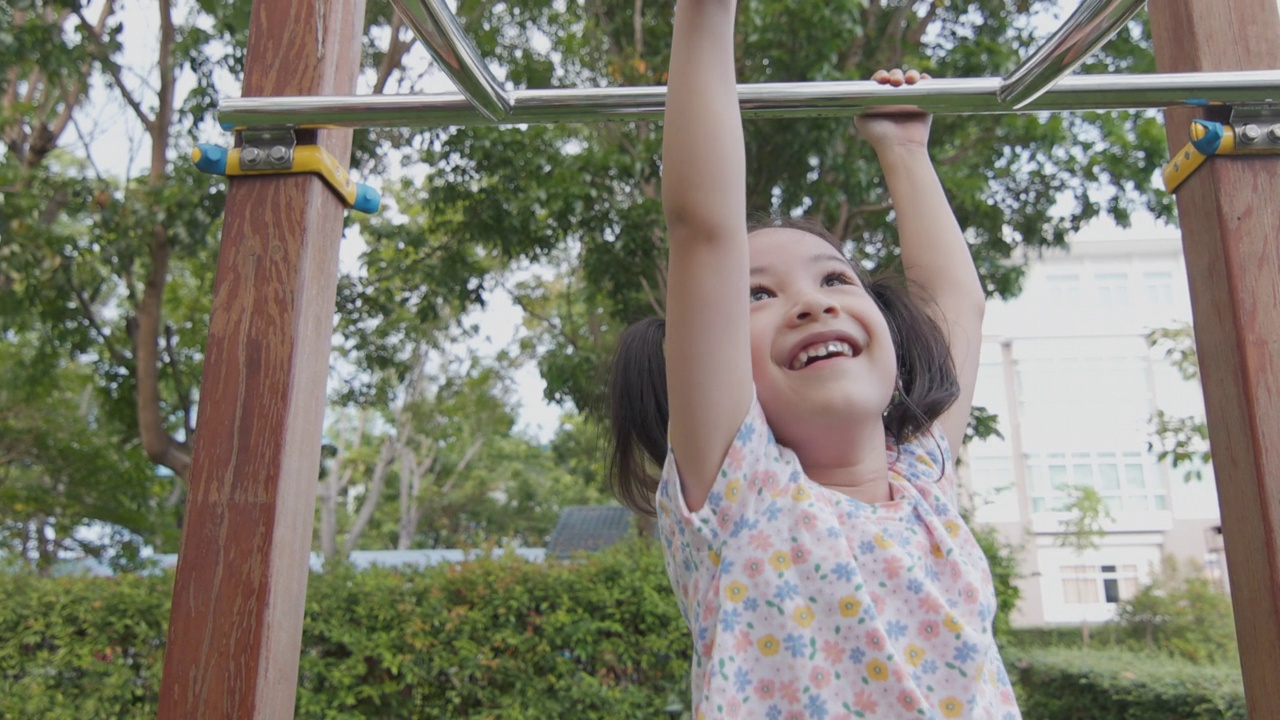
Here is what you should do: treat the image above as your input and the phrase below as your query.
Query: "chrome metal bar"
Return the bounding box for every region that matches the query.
[389,0,511,120]
[998,0,1147,108]
[218,71,1280,130]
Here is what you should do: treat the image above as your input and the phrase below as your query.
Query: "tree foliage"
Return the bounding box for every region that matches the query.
[1114,555,1237,665]
[1146,323,1211,480]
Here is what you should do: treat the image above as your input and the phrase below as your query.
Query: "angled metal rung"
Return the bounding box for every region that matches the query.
[998,0,1147,108]
[390,0,511,121]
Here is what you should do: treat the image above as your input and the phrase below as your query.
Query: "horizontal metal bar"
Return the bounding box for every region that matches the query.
[217,71,1280,130]
[388,0,510,121]
[999,0,1147,108]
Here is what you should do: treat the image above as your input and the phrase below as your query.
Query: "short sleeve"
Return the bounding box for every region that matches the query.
[656,390,802,550]
[887,423,957,506]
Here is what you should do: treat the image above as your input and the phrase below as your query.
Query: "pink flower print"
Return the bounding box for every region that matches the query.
[744,556,767,579]
[716,507,733,531]
[853,689,879,714]
[725,443,746,472]
[797,509,819,532]
[760,469,781,495]
[779,680,801,704]
[784,712,806,720]
[864,628,887,653]
[890,662,908,684]
[949,559,965,582]
[726,698,742,716]
[917,594,946,615]
[734,630,753,654]
[897,690,923,713]
[809,664,833,690]
[749,531,772,552]
[820,637,845,664]
[961,581,980,605]
[919,618,941,640]
[790,544,811,567]
[754,678,777,701]
[882,555,905,580]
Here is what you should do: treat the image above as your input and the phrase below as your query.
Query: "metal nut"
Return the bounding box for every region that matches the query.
[268,145,289,163]
[241,146,264,166]
[1268,124,1280,144]
[1238,124,1262,144]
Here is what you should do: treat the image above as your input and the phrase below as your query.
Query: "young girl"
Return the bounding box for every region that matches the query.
[607,1,1021,718]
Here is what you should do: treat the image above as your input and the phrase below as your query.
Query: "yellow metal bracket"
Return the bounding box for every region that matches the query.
[192,129,380,213]
[1164,109,1280,193]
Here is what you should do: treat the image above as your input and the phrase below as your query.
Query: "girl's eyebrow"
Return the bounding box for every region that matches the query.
[749,254,854,276]
[811,254,856,271]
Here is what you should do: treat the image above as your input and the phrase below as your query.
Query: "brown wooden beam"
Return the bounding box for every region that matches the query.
[157,0,367,717]
[1148,1,1280,715]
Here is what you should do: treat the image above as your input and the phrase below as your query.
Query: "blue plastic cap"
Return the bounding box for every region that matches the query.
[193,144,229,175]
[1190,120,1225,155]
[353,184,381,214]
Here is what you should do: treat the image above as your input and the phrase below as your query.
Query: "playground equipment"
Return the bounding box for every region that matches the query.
[158,1,1280,717]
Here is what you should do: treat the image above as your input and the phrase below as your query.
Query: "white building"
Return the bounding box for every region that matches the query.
[958,217,1225,628]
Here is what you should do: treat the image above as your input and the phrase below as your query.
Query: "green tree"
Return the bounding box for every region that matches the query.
[1147,323,1211,481]
[0,336,157,572]
[1115,555,1237,664]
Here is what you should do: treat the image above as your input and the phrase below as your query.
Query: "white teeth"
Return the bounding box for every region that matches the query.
[791,340,855,370]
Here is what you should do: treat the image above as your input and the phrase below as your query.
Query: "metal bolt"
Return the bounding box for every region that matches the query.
[1238,124,1262,145]
[241,146,264,166]
[1268,124,1280,144]
[268,145,289,164]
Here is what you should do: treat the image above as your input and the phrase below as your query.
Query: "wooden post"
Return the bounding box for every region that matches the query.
[1148,1,1280,715]
[157,0,366,717]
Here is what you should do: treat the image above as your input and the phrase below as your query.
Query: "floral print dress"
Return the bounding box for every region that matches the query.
[656,394,1021,719]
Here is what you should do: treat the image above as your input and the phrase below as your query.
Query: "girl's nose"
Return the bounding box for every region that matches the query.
[792,293,839,322]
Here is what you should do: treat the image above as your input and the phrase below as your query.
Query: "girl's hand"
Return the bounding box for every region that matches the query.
[854,68,933,152]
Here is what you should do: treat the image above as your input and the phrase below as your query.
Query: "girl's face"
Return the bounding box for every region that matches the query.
[746,228,898,450]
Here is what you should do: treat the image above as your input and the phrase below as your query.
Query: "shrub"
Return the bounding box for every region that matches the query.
[294,541,690,718]
[1005,647,1246,719]
[1113,556,1237,665]
[0,571,170,719]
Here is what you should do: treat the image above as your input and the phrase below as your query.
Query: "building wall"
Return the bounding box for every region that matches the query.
[958,221,1225,627]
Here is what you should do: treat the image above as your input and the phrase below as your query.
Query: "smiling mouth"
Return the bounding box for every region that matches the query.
[789,340,861,370]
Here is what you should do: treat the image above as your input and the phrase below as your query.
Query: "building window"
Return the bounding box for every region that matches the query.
[1061,563,1140,604]
[1046,273,1081,303]
[1095,272,1131,306]
[1026,451,1168,514]
[1144,271,1174,305]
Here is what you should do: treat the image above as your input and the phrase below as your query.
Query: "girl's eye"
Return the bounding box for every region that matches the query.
[823,272,856,288]
[750,286,774,302]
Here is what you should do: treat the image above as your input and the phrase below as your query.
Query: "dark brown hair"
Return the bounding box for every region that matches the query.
[606,216,960,516]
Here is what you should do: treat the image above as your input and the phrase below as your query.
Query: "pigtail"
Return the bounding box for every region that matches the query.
[606,316,669,516]
[869,276,960,448]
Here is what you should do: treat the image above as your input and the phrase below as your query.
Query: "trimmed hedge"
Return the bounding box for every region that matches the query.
[0,542,1249,719]
[0,543,689,719]
[1005,647,1246,720]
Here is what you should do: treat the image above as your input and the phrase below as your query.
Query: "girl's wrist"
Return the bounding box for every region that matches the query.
[873,141,933,166]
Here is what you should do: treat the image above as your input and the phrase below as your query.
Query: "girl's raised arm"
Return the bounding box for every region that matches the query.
[858,70,985,453]
[661,0,753,511]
